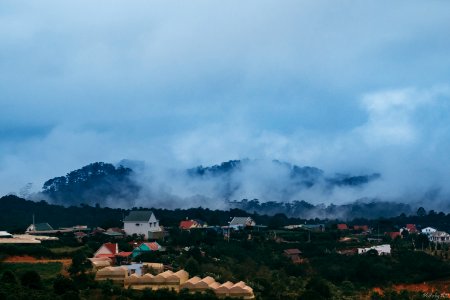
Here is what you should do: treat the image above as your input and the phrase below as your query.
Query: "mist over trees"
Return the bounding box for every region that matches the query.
[35,160,382,214]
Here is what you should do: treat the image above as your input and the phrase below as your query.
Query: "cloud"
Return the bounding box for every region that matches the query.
[1,2,450,209]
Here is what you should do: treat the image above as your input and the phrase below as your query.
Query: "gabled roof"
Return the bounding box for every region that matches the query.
[140,242,160,251]
[124,211,154,222]
[406,224,418,232]
[230,217,253,226]
[180,220,196,229]
[193,219,206,226]
[284,248,302,255]
[103,242,119,254]
[33,223,54,231]
[431,231,450,237]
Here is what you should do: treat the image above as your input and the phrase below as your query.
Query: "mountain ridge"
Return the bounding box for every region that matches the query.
[36,159,382,218]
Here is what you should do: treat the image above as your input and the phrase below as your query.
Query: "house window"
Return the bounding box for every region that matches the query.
[136,223,140,226]
[149,223,152,227]
[154,222,157,227]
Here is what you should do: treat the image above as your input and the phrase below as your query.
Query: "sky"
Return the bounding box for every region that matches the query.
[1,1,450,205]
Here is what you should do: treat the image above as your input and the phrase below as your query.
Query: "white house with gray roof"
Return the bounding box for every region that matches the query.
[229,217,255,229]
[429,231,450,243]
[123,211,161,239]
[26,223,54,233]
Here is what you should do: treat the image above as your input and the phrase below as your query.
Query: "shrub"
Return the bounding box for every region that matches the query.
[20,270,42,290]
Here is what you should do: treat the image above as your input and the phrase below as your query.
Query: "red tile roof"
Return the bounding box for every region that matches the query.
[104,242,118,254]
[179,220,196,230]
[96,254,116,259]
[406,224,418,233]
[142,242,160,251]
[337,224,348,230]
[116,251,132,257]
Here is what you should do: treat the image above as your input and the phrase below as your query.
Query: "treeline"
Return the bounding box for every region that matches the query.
[3,194,450,234]
[0,195,124,232]
[229,198,414,219]
[0,195,306,232]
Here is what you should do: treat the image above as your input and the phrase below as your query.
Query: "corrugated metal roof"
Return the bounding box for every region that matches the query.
[123,211,154,222]
[34,223,54,231]
[229,217,252,226]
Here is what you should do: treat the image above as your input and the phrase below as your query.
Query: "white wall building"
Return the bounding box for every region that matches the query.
[358,244,391,255]
[421,227,437,235]
[123,211,162,239]
[429,231,450,243]
[229,217,256,229]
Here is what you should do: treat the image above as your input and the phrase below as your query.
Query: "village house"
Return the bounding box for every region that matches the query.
[95,267,255,299]
[93,243,133,265]
[26,222,54,234]
[358,244,391,255]
[179,219,207,230]
[429,231,450,243]
[116,251,133,265]
[337,224,348,230]
[123,210,163,239]
[0,231,13,238]
[132,242,162,259]
[94,242,119,259]
[74,231,87,242]
[404,224,418,234]
[229,217,255,229]
[283,248,303,264]
[103,227,125,238]
[422,227,437,235]
[89,256,113,271]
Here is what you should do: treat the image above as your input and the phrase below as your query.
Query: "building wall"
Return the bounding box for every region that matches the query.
[124,213,161,239]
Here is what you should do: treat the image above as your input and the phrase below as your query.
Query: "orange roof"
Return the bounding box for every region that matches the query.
[104,242,118,254]
[116,251,132,257]
[142,242,160,251]
[180,220,196,229]
[96,254,116,259]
